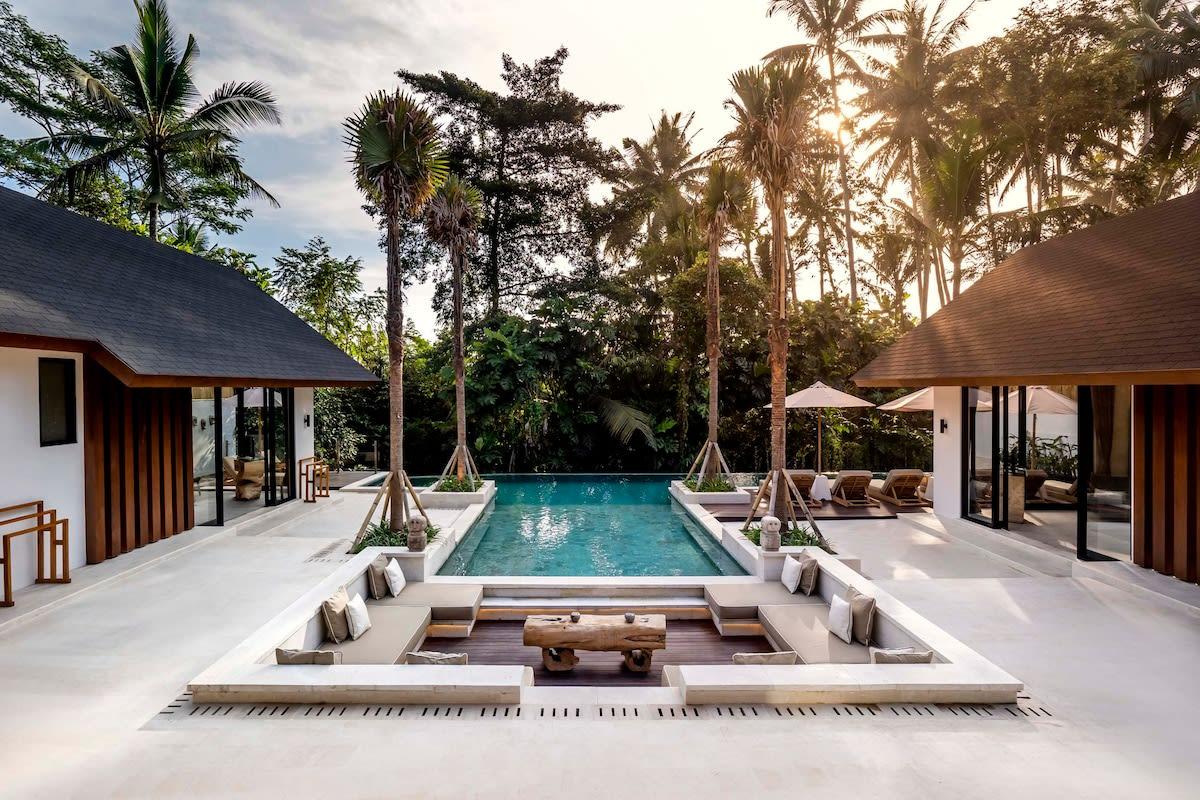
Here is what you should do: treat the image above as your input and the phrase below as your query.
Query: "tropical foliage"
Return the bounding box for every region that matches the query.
[4,0,1198,483]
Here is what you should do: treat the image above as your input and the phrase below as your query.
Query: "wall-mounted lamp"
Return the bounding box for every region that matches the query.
[939,418,949,434]
[304,414,311,429]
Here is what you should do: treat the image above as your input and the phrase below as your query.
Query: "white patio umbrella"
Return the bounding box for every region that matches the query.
[878,386,993,412]
[1007,386,1078,468]
[764,381,874,472]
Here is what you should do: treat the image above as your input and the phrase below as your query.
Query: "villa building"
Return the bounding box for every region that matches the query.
[0,187,375,596]
[855,190,1200,586]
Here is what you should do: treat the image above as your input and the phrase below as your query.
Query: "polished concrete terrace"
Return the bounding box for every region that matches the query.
[1,494,1197,798]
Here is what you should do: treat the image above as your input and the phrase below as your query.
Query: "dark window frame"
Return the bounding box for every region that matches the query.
[38,357,77,447]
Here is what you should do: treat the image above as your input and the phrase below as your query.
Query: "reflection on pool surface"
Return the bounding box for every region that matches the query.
[436,475,746,577]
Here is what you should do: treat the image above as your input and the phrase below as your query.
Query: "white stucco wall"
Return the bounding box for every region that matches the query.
[0,348,87,593]
[931,386,964,518]
[294,387,315,469]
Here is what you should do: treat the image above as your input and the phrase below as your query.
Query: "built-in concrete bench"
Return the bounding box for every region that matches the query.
[324,606,431,665]
[758,604,870,664]
[704,581,822,635]
[667,551,1021,705]
[375,583,482,622]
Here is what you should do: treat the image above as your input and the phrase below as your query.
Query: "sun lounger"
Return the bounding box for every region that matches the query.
[867,469,930,508]
[786,469,824,507]
[1042,479,1077,504]
[829,470,878,508]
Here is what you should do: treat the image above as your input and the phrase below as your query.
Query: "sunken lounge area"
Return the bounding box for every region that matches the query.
[189,547,1020,706]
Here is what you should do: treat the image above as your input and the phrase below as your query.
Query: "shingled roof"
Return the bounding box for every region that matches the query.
[855,190,1200,387]
[0,187,376,387]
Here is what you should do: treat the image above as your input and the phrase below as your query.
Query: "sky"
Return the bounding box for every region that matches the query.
[1,0,1023,337]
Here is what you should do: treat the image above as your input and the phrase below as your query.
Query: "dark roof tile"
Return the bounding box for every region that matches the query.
[0,186,376,386]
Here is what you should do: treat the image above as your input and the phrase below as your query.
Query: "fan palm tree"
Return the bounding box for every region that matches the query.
[767,0,896,304]
[35,0,280,241]
[425,175,484,488]
[344,90,448,533]
[685,160,753,486]
[723,58,822,526]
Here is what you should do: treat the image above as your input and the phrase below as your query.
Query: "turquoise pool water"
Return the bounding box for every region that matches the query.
[436,475,746,577]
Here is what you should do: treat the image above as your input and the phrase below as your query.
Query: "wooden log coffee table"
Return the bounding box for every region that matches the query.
[523,613,667,672]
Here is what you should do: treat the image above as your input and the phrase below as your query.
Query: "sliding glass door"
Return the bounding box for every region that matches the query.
[964,386,1007,527]
[193,386,295,526]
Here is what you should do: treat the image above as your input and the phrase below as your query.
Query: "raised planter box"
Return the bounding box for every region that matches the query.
[668,480,752,505]
[418,480,497,509]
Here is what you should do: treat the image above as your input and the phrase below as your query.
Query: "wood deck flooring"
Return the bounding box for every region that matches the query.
[423,620,772,687]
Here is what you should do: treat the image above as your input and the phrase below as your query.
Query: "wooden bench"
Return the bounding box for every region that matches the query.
[523,613,667,672]
[1,501,71,607]
[299,457,330,503]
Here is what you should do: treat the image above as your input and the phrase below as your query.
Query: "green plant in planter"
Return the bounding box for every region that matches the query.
[435,476,482,492]
[352,520,440,553]
[683,476,736,492]
[742,523,831,552]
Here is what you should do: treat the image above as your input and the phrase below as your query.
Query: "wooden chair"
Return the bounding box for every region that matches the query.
[829,471,879,508]
[1,500,70,607]
[300,457,331,503]
[867,469,930,508]
[786,469,824,508]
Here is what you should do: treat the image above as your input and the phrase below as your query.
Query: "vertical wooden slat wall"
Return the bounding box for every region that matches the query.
[1132,385,1200,584]
[82,359,194,565]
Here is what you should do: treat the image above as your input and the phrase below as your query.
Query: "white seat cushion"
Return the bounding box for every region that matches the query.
[346,593,372,640]
[828,595,853,644]
[384,558,406,597]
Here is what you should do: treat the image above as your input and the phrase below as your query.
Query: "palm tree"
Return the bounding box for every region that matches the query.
[767,0,896,304]
[685,161,753,487]
[861,211,918,326]
[790,146,844,298]
[37,0,280,240]
[344,90,448,535]
[605,111,706,280]
[920,121,996,298]
[857,0,971,317]
[723,58,821,526]
[425,175,484,489]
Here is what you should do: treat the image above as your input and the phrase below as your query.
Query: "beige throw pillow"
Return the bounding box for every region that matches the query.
[781,555,803,593]
[828,594,853,644]
[796,552,819,596]
[366,555,389,600]
[276,648,342,665]
[405,651,468,665]
[732,651,799,665]
[870,647,934,664]
[321,587,351,644]
[846,586,877,646]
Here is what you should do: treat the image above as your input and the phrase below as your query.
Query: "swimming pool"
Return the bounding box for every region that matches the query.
[436,475,746,577]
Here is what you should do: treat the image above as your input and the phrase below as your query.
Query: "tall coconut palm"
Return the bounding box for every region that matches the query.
[605,111,706,280]
[857,0,971,317]
[37,0,280,240]
[425,175,484,488]
[767,0,896,304]
[920,121,997,298]
[344,90,447,534]
[723,58,822,527]
[685,160,753,487]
